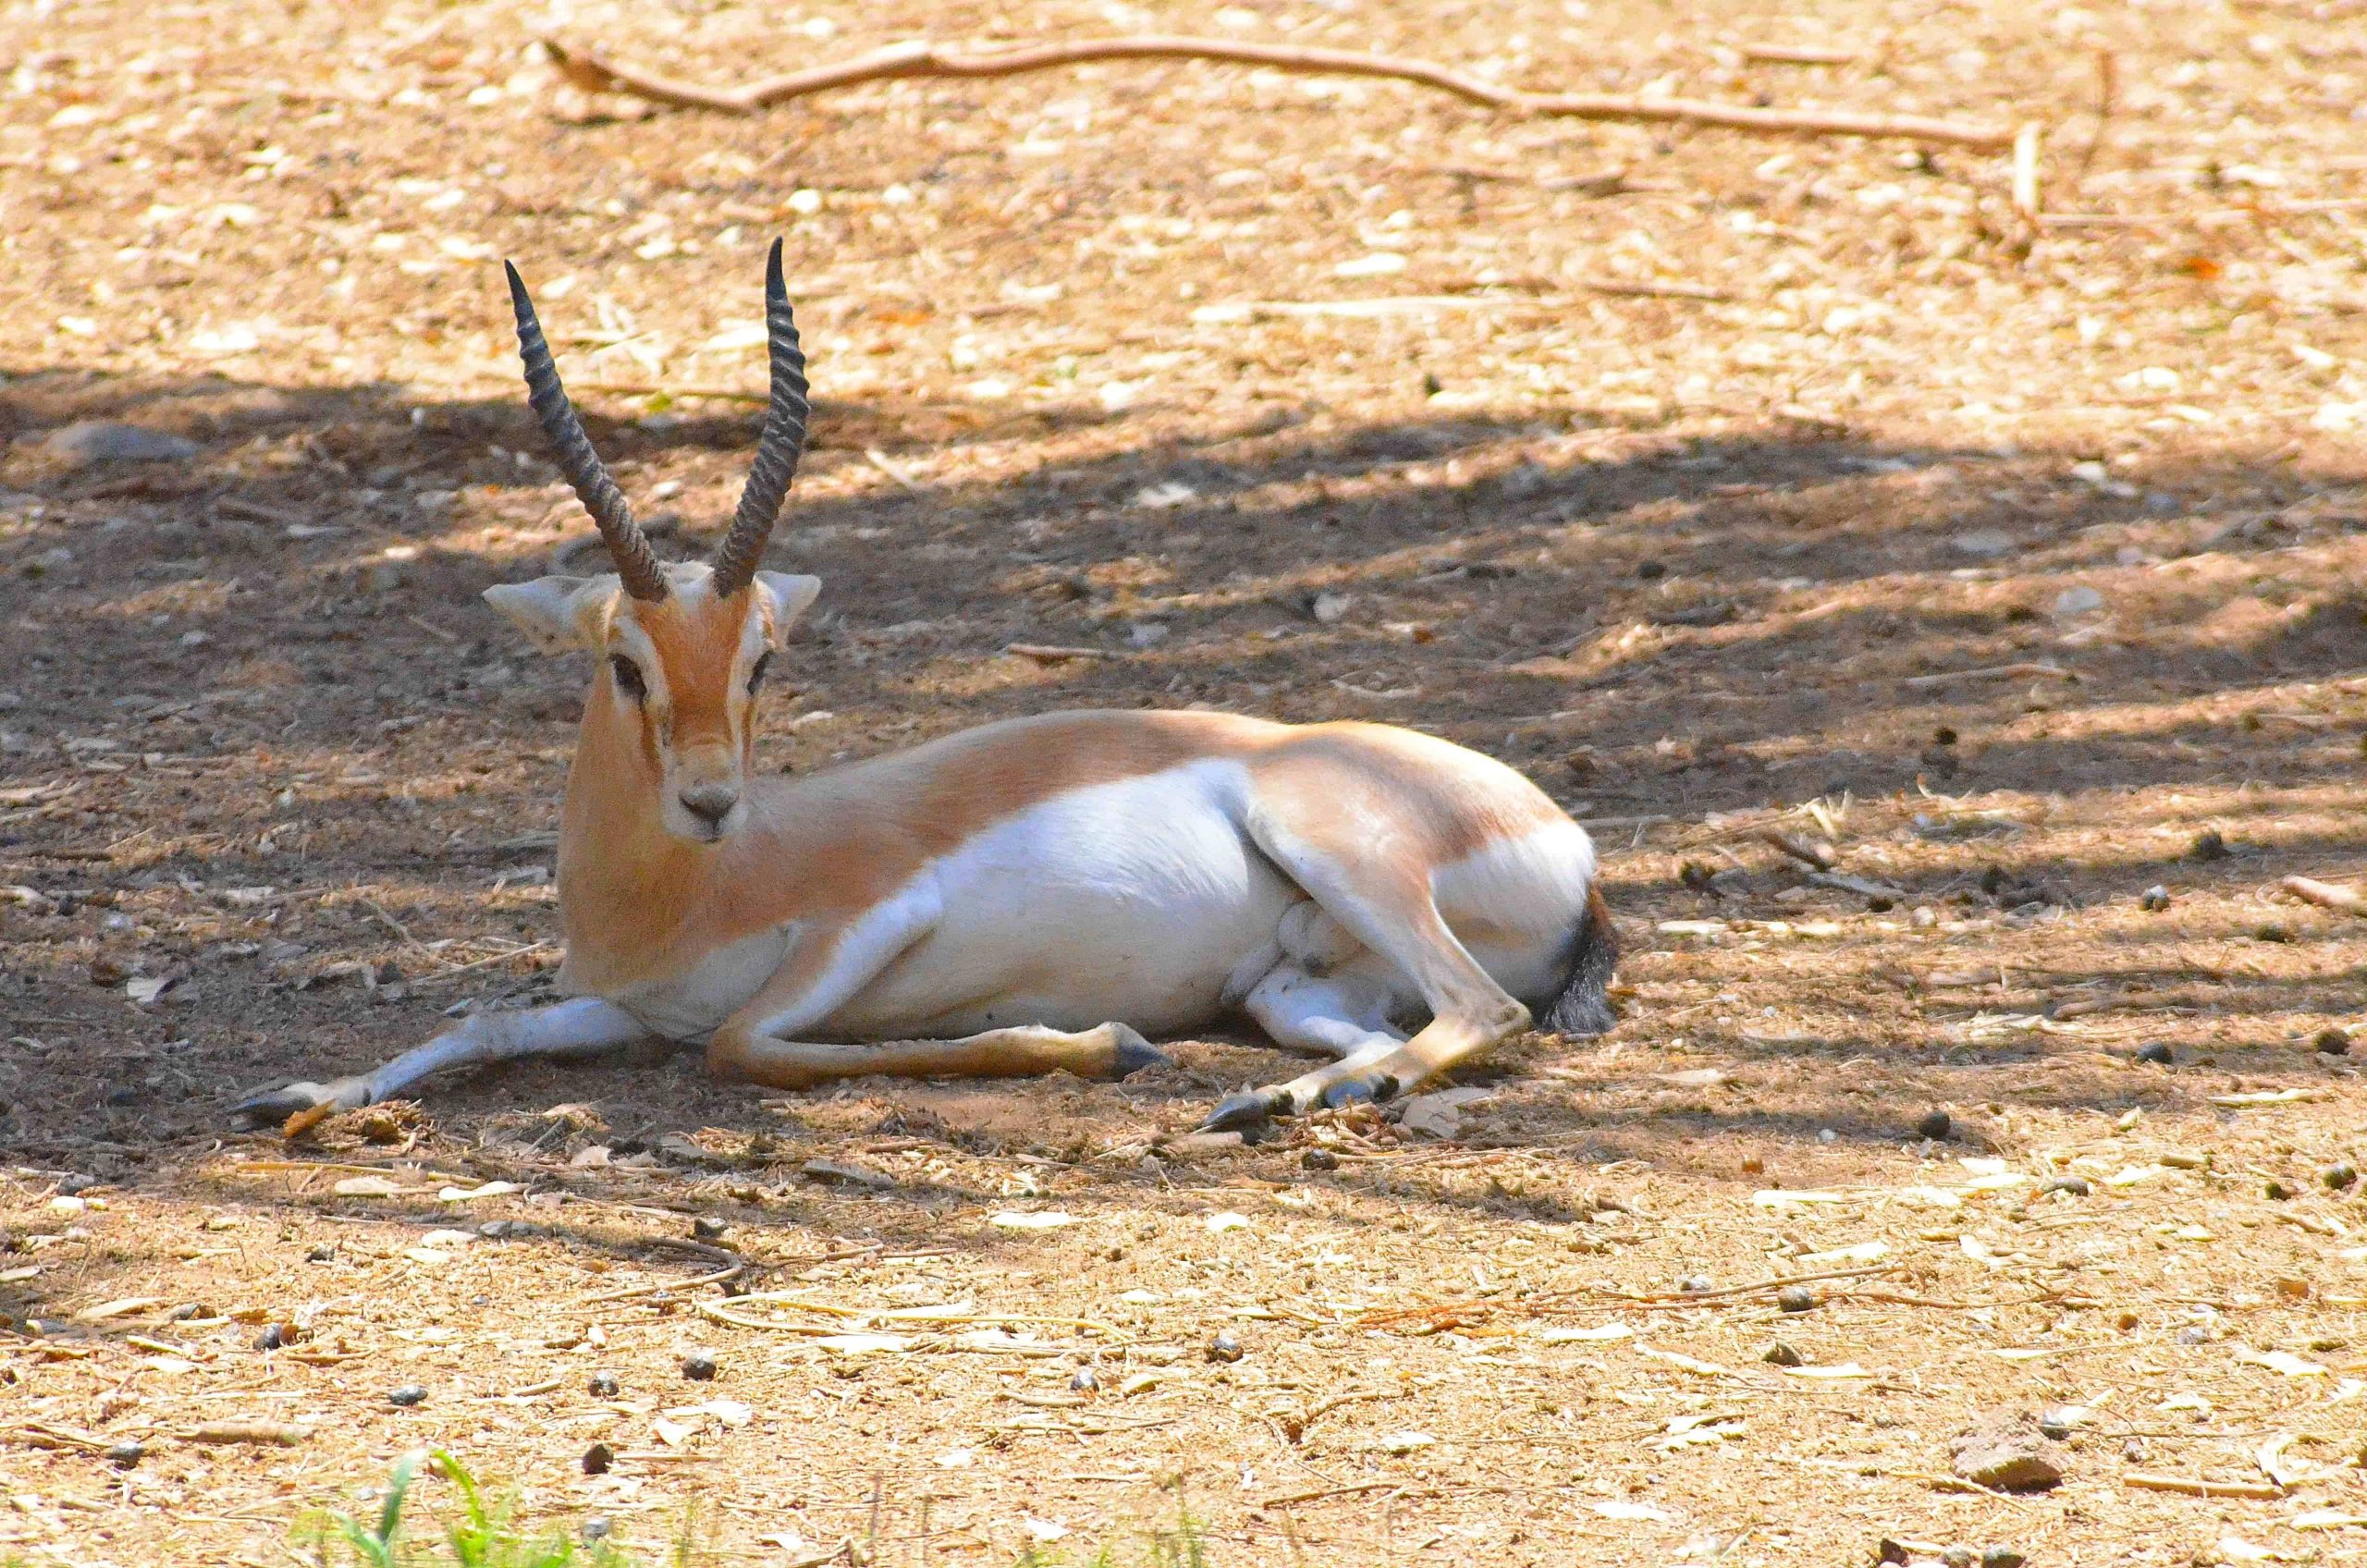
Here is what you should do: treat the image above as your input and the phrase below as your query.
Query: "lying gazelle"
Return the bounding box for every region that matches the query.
[230,241,1616,1135]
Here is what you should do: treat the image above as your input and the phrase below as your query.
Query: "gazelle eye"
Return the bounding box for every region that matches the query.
[609,655,647,703]
[746,651,772,694]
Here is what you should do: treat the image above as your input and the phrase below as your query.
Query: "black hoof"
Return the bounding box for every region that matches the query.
[227,1079,357,1132]
[1201,1088,1289,1133]
[1322,1072,1398,1110]
[1108,1027,1172,1077]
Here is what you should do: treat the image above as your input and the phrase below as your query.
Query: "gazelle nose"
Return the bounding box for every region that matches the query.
[679,783,739,827]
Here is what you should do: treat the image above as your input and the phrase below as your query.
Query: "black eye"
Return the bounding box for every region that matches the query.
[746,651,772,694]
[609,655,646,703]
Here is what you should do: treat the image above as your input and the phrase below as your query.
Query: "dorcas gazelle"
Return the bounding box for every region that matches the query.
[231,241,1617,1135]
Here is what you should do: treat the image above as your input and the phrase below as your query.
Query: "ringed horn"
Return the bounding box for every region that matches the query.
[501,238,810,602]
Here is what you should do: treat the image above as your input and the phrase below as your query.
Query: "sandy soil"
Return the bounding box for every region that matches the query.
[2,0,2365,1563]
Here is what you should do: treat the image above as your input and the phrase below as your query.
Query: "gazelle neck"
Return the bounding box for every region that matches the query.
[555,680,725,989]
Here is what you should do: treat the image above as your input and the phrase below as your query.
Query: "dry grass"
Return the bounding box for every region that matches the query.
[2,0,2365,1564]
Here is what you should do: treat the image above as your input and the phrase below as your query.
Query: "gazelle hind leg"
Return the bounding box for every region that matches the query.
[1206,815,1530,1130]
[227,997,649,1130]
[1243,960,1409,1060]
[706,1021,1171,1092]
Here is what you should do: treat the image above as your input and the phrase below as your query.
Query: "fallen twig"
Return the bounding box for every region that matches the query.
[1901,661,2074,690]
[2122,1473,2283,1500]
[2283,876,2367,917]
[580,1262,745,1305]
[2011,121,2043,222]
[1809,870,1907,902]
[181,1422,312,1447]
[1757,827,1837,871]
[1259,1479,1404,1509]
[2071,50,2116,189]
[1006,643,1120,662]
[541,35,2017,147]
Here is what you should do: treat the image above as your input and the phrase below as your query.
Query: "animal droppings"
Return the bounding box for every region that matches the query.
[1915,1109,1953,1142]
[2134,1042,2174,1065]
[588,1371,620,1397]
[582,1442,613,1476]
[681,1353,718,1380]
[1777,1285,1818,1313]
[386,1385,426,1407]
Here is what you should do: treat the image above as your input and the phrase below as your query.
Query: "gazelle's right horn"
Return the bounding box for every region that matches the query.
[710,238,810,598]
[504,261,669,602]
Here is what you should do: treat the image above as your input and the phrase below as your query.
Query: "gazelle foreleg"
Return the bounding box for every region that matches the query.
[698,885,1169,1092]
[227,997,650,1129]
[705,1021,1169,1091]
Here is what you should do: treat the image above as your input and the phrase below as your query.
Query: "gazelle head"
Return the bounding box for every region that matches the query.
[485,241,819,845]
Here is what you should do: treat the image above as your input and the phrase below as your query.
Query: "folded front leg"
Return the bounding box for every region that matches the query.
[707,1021,1170,1091]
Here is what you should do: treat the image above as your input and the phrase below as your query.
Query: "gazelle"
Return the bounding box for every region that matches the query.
[230,241,1616,1136]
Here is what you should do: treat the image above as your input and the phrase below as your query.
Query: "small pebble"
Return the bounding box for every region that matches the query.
[2315,1028,2351,1056]
[1876,1540,1908,1566]
[2264,1179,2292,1201]
[1776,1285,1817,1314]
[2134,1041,2174,1066]
[691,1217,727,1241]
[305,1243,335,1263]
[583,1515,613,1540]
[104,1441,145,1466]
[1915,1109,1953,1142]
[387,1385,427,1407]
[1943,1549,1974,1568]
[681,1353,718,1381]
[1069,1366,1098,1393]
[1982,1550,2027,1568]
[254,1324,285,1352]
[582,1444,614,1476]
[2122,1436,2148,1464]
[1678,1274,1714,1294]
[1761,1342,1803,1367]
[1206,1330,1244,1364]
[2038,1406,2080,1440]
[2038,1175,2090,1198]
[1300,1148,1338,1171]
[2176,1325,2209,1346]
[2189,828,2227,861]
[2323,1161,2357,1191]
[588,1371,620,1397]
[2138,884,2171,913]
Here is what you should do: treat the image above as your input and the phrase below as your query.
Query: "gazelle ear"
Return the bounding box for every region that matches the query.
[754,572,822,647]
[483,575,617,653]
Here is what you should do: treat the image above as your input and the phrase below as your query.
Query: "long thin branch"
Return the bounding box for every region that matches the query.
[543,35,2016,149]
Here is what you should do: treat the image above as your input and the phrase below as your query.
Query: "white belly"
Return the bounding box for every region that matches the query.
[827,759,1298,1037]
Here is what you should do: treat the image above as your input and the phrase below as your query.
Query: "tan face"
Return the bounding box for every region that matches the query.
[485,563,821,845]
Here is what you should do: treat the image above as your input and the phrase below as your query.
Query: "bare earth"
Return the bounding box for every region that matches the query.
[3,0,2366,1563]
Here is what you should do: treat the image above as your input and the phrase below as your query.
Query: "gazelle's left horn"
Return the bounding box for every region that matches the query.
[504,262,670,602]
[711,238,811,598]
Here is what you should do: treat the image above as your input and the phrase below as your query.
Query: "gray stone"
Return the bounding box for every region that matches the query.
[1949,528,2016,559]
[44,421,201,466]
[1949,1412,2063,1492]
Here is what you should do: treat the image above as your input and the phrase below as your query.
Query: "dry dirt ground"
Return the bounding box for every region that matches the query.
[4,0,2367,1563]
